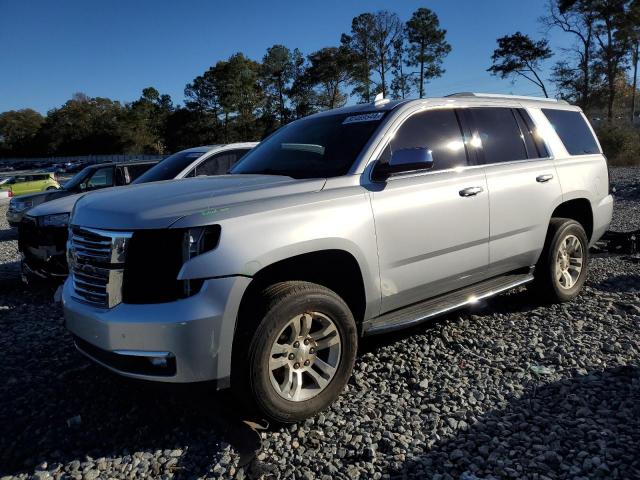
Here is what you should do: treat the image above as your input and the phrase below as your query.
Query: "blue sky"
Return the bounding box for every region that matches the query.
[0,0,573,113]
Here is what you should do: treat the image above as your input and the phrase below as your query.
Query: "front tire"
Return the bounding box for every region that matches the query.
[530,218,588,303]
[234,281,357,424]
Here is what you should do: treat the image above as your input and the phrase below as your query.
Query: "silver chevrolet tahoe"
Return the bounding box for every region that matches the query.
[63,93,613,423]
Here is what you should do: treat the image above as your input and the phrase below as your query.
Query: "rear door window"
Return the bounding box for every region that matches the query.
[468,108,528,164]
[125,163,155,182]
[193,150,251,177]
[516,109,549,158]
[541,109,600,155]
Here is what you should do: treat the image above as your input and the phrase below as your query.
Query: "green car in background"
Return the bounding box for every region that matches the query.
[0,173,60,197]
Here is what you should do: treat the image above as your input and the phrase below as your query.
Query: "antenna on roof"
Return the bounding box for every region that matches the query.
[373,92,389,106]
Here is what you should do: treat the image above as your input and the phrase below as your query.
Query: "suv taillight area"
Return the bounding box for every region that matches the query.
[604,154,613,194]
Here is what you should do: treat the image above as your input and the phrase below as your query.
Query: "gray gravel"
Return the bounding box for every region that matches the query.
[0,167,639,480]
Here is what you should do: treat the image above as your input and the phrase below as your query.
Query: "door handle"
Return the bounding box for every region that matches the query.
[459,186,484,197]
[536,174,554,183]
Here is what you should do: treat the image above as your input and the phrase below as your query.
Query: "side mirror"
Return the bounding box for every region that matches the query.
[389,147,434,169]
[373,147,434,181]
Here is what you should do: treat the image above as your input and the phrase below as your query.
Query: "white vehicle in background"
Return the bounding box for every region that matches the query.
[19,143,257,279]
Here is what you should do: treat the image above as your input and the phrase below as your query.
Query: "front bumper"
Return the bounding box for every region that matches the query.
[18,220,69,280]
[63,274,251,384]
[6,208,25,226]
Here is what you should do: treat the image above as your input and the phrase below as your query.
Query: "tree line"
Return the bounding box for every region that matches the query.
[488,0,639,164]
[1,2,638,164]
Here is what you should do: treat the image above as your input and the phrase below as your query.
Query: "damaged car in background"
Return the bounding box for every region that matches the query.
[18,144,255,281]
[7,160,158,227]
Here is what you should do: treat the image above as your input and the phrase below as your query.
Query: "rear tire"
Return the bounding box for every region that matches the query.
[233,281,357,424]
[530,218,588,303]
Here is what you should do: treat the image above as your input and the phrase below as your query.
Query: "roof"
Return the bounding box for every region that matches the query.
[309,92,579,119]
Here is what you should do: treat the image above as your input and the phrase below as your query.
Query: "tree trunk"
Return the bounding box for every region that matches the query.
[631,41,639,124]
[380,56,386,97]
[581,37,591,110]
[362,44,371,103]
[278,78,285,124]
[419,41,425,98]
[529,67,549,98]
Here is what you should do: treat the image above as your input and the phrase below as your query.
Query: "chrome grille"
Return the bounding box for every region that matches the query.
[68,227,132,308]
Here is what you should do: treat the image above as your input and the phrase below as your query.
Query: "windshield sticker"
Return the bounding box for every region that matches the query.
[342,112,385,124]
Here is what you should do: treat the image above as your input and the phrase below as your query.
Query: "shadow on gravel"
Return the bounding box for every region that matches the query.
[0,226,18,242]
[359,288,537,355]
[0,366,262,477]
[595,274,640,293]
[0,283,261,477]
[394,365,640,479]
[0,260,21,287]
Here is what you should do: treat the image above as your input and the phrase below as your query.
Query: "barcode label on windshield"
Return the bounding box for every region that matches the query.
[343,112,385,124]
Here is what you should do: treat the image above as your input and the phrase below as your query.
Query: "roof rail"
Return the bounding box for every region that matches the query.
[446,92,568,104]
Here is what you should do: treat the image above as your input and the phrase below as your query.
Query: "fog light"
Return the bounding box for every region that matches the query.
[149,357,168,368]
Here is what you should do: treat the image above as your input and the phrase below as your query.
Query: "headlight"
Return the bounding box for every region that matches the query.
[11,200,33,212]
[40,213,70,227]
[122,225,221,304]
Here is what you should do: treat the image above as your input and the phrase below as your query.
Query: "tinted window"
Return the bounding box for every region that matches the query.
[542,109,599,155]
[63,166,96,190]
[86,167,113,188]
[470,108,528,163]
[125,163,155,182]
[133,150,206,184]
[231,113,386,179]
[516,109,548,158]
[379,108,467,171]
[194,149,250,176]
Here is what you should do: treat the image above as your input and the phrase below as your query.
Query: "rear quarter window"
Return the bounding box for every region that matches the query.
[541,109,600,156]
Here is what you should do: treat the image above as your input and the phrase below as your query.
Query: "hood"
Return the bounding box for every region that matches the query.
[71,175,326,230]
[28,192,85,217]
[11,189,70,207]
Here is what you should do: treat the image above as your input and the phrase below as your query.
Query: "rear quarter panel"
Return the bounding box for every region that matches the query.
[528,108,612,244]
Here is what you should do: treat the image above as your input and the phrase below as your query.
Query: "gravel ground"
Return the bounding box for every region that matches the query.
[0,167,639,480]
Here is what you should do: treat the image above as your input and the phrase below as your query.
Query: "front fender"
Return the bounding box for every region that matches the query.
[176,188,381,317]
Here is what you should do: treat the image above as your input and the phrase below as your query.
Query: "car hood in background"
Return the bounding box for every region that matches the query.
[28,192,85,217]
[71,175,326,230]
[12,189,71,208]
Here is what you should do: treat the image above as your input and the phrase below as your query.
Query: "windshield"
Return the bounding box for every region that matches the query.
[133,150,206,184]
[63,166,94,190]
[230,112,387,179]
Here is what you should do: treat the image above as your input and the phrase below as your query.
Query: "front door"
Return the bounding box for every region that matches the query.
[369,108,490,314]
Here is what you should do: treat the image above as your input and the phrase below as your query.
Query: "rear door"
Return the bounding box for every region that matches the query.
[369,108,490,313]
[467,107,563,275]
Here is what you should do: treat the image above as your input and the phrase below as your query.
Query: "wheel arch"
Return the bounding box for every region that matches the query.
[236,248,369,333]
[550,198,594,241]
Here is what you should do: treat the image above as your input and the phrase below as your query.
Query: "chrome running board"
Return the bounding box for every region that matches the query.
[364,271,534,335]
